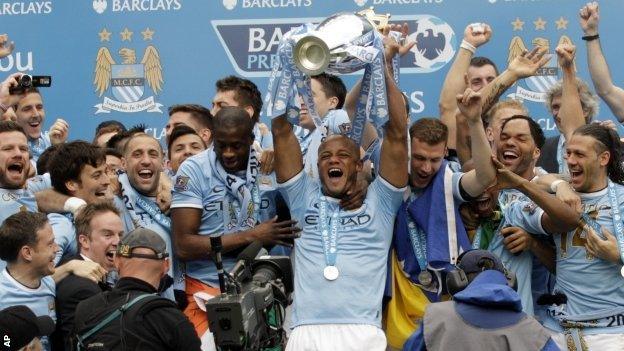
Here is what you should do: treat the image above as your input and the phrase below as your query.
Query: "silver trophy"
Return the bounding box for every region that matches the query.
[293,8,390,76]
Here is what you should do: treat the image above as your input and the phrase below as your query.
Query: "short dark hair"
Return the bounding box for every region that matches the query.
[105,147,123,159]
[311,73,347,109]
[215,76,263,123]
[469,56,499,76]
[93,120,126,144]
[105,125,145,154]
[213,106,255,139]
[0,120,27,137]
[12,87,41,109]
[409,118,448,146]
[168,104,213,130]
[574,124,624,184]
[122,133,163,157]
[500,115,545,149]
[167,125,205,159]
[36,144,62,175]
[75,201,120,246]
[49,141,106,195]
[0,212,49,263]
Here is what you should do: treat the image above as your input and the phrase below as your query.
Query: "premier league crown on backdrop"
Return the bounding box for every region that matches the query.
[265,7,392,146]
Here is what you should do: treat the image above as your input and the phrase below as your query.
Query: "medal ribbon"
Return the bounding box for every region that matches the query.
[606,180,624,268]
[319,195,339,268]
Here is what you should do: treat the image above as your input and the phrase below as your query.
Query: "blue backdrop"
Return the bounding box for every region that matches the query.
[1,0,622,141]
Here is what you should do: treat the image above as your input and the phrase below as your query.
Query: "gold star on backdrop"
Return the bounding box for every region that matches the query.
[98,28,111,42]
[511,17,525,31]
[120,28,133,41]
[141,28,155,41]
[534,17,547,30]
[555,17,569,30]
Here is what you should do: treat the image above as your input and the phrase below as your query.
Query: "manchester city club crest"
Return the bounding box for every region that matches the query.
[93,27,164,114]
[506,16,575,104]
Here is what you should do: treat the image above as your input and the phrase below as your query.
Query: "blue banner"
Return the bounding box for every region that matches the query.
[1,0,622,142]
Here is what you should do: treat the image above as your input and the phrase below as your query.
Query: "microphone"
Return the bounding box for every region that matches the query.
[230,241,266,280]
[210,236,226,294]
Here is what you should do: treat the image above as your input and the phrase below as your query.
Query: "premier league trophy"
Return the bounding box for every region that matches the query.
[265,8,394,145]
[292,8,390,76]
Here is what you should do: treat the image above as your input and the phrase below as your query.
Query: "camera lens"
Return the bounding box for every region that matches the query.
[20,75,32,88]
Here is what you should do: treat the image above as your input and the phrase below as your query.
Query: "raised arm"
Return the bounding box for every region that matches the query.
[378,67,408,188]
[493,158,580,233]
[580,2,624,122]
[271,114,303,183]
[556,44,586,141]
[439,23,492,149]
[455,89,496,196]
[480,47,549,113]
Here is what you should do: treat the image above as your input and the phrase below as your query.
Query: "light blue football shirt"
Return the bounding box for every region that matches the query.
[48,213,77,266]
[28,132,52,162]
[490,188,537,315]
[171,149,277,287]
[508,185,624,320]
[0,269,56,351]
[279,170,405,328]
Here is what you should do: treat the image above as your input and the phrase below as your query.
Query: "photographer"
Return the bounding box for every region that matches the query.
[72,228,200,351]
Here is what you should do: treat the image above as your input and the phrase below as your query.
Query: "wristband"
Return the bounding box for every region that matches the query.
[550,179,566,193]
[582,34,599,41]
[460,40,476,54]
[64,197,86,214]
[0,102,8,113]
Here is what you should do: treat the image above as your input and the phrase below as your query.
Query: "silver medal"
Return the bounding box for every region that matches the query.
[418,270,433,287]
[324,266,339,281]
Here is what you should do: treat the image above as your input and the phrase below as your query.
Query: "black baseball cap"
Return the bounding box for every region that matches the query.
[0,305,55,350]
[116,227,169,260]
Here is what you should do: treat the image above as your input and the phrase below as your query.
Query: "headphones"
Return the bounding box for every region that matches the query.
[445,250,517,296]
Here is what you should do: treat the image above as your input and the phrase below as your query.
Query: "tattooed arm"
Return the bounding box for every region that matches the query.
[480,47,550,114]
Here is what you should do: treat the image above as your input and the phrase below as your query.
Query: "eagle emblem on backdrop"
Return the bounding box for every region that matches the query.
[506,16,575,103]
[93,29,164,114]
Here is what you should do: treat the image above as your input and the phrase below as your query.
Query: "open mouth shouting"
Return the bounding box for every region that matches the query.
[501,149,519,165]
[105,249,116,265]
[569,167,584,185]
[328,167,344,183]
[6,160,25,179]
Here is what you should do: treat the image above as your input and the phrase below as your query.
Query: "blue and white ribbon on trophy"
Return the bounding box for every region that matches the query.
[265,22,392,147]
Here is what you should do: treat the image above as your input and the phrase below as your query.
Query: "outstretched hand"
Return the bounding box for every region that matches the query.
[508,46,550,79]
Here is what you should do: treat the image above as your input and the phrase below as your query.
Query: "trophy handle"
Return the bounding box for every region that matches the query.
[357,7,390,31]
[294,35,331,76]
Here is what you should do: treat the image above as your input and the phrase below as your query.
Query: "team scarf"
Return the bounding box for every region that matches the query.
[117,171,171,231]
[392,160,471,293]
[208,146,260,232]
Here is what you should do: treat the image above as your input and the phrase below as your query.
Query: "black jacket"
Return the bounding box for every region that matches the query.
[536,135,559,174]
[72,277,200,351]
[53,255,111,351]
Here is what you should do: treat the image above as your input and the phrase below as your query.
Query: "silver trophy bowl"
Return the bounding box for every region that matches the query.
[293,8,389,76]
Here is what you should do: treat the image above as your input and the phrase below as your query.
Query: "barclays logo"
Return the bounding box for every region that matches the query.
[93,0,181,14]
[0,1,52,15]
[223,0,312,10]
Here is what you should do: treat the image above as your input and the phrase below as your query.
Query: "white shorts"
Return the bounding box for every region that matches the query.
[550,330,624,351]
[286,324,387,351]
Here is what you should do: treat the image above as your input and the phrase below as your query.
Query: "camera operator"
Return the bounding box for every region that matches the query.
[72,227,200,351]
[403,250,559,351]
